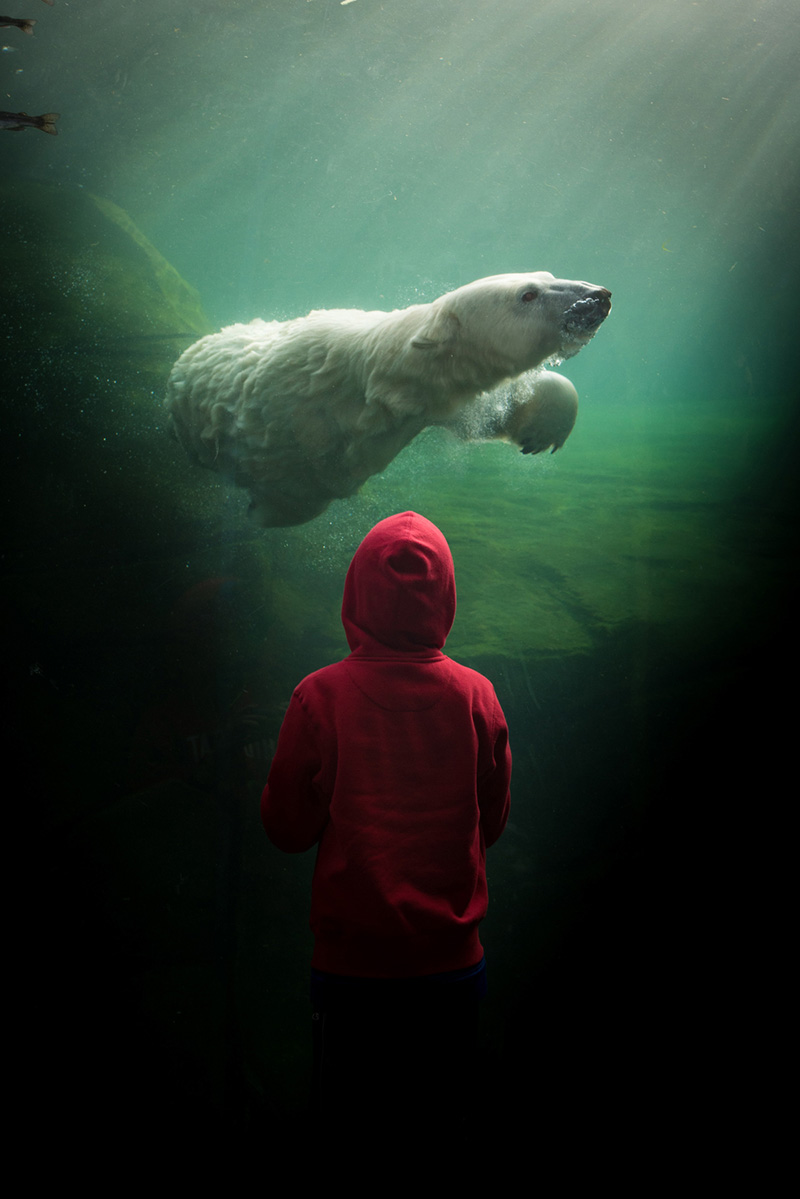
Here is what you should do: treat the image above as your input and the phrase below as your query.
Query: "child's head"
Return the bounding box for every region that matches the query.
[342,512,456,655]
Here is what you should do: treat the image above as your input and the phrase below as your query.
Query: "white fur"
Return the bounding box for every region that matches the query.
[165,272,610,526]
[443,369,580,455]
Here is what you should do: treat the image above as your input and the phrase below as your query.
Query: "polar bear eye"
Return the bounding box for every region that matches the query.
[520,290,539,303]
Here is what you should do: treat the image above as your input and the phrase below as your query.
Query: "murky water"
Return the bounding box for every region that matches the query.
[3,0,796,1163]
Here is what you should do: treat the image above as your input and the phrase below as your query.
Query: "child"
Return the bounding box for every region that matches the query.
[261,511,511,1141]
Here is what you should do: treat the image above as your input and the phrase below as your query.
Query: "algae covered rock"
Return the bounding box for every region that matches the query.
[1,179,210,428]
[1,179,216,556]
[1,180,209,338]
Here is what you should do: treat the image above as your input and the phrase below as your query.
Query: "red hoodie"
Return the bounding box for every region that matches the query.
[261,511,511,978]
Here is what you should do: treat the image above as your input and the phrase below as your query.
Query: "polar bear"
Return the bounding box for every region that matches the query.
[165,271,611,526]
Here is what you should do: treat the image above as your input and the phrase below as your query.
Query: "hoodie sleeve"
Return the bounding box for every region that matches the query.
[261,690,330,852]
[478,698,512,848]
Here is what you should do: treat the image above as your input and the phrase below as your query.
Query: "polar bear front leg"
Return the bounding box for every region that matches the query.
[495,370,579,455]
[440,370,579,455]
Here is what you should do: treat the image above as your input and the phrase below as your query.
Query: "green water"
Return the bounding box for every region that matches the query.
[3,0,797,1167]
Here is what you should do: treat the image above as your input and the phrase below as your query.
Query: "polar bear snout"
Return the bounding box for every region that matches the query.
[562,288,612,335]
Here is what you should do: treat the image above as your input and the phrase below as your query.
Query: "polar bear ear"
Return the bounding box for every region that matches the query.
[410,307,461,350]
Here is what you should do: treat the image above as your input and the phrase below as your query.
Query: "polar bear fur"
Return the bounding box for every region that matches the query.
[441,369,579,456]
[165,271,610,526]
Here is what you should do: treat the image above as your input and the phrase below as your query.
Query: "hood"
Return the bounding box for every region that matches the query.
[342,511,456,656]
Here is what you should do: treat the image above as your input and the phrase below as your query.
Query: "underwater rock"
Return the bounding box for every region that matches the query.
[0,178,217,563]
[1,179,210,426]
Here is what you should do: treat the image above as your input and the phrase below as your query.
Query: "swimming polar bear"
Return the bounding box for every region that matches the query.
[165,272,611,526]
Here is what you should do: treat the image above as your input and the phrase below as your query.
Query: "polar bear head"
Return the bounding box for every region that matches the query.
[410,271,612,380]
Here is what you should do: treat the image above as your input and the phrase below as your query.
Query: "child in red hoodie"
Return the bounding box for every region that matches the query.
[261,511,511,1140]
